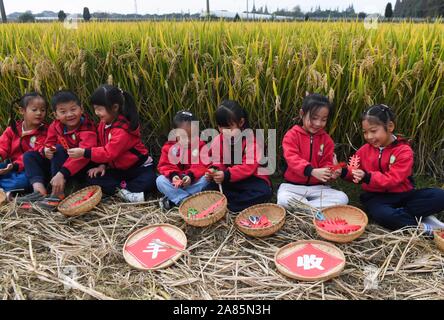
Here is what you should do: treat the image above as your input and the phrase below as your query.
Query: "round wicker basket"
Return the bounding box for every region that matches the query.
[178,191,227,227]
[123,223,187,271]
[274,240,345,282]
[433,230,444,252]
[58,185,102,217]
[235,203,286,237]
[314,205,368,243]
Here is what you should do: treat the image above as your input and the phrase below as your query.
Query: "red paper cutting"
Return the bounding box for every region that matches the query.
[328,162,347,172]
[71,190,96,207]
[172,178,183,188]
[193,197,225,219]
[348,154,360,170]
[316,218,361,234]
[58,136,69,150]
[277,243,344,278]
[125,227,185,269]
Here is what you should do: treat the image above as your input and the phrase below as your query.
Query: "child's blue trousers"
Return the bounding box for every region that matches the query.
[0,162,30,192]
[156,175,209,205]
[360,187,444,230]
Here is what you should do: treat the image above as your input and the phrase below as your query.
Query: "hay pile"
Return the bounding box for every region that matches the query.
[0,198,443,300]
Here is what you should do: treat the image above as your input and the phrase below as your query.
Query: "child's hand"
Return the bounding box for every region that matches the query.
[44,147,56,159]
[171,175,183,188]
[352,169,365,184]
[205,168,215,181]
[311,168,332,183]
[182,175,191,187]
[0,163,13,176]
[68,148,85,159]
[329,168,342,181]
[50,172,66,195]
[213,171,225,184]
[88,165,106,178]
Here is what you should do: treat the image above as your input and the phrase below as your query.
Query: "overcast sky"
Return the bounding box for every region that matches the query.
[4,0,388,15]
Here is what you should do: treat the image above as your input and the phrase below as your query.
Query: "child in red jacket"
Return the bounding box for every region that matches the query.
[68,85,156,202]
[0,93,47,197]
[19,90,97,210]
[343,104,444,233]
[203,100,272,212]
[156,110,208,209]
[277,94,348,209]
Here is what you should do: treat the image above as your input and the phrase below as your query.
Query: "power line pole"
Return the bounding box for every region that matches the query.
[134,0,138,14]
[0,0,7,23]
[206,0,210,18]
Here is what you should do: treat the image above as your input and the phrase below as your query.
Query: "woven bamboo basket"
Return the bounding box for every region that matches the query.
[0,189,6,205]
[235,203,286,237]
[178,191,227,227]
[434,230,444,252]
[274,240,345,282]
[58,185,102,217]
[314,205,368,243]
[123,224,187,271]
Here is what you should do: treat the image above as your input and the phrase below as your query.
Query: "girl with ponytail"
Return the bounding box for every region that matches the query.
[68,85,156,202]
[0,92,47,195]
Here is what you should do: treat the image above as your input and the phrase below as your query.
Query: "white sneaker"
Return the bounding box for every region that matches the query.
[423,215,444,229]
[116,189,145,203]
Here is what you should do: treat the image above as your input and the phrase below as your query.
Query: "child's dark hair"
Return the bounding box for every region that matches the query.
[90,85,139,131]
[173,110,197,128]
[301,93,333,122]
[51,90,81,112]
[362,104,396,129]
[215,100,249,129]
[9,92,46,135]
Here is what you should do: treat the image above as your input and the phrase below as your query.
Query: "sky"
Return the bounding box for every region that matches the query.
[4,0,388,15]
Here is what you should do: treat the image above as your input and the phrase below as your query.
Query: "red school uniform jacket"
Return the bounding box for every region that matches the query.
[0,121,48,172]
[43,116,97,178]
[282,125,335,185]
[84,115,150,170]
[158,139,207,182]
[205,132,271,186]
[344,137,414,193]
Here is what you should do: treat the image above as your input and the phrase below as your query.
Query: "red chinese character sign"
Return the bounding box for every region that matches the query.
[275,240,345,281]
[123,224,187,270]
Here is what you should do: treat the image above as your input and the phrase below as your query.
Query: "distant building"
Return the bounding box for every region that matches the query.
[35,16,58,21]
[200,10,292,21]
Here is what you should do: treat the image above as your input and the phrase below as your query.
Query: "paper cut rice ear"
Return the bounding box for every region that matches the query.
[348,154,360,170]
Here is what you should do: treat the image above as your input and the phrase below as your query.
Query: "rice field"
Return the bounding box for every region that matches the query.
[1,21,443,177]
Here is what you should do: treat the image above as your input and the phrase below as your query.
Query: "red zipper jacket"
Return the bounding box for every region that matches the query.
[282,125,335,185]
[204,132,271,186]
[84,115,150,170]
[343,136,414,193]
[157,139,207,182]
[43,116,97,178]
[0,121,48,172]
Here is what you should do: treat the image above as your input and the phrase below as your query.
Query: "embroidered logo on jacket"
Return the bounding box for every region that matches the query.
[318,144,324,156]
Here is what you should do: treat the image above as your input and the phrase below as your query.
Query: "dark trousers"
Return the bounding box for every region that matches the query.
[87,164,157,195]
[360,188,444,230]
[204,176,272,212]
[24,144,89,187]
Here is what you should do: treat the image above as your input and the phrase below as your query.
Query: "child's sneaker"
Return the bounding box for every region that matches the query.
[116,189,145,203]
[35,194,65,211]
[159,196,175,211]
[16,191,46,204]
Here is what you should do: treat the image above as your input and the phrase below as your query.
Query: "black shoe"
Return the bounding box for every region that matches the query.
[159,196,175,210]
[16,191,46,204]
